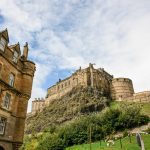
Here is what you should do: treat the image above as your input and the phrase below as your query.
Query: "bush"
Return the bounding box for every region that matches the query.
[36,134,65,150]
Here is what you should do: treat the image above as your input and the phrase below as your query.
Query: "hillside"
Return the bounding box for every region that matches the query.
[22,101,149,150]
[26,86,111,133]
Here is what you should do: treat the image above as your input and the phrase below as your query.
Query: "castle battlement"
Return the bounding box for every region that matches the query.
[112,78,132,82]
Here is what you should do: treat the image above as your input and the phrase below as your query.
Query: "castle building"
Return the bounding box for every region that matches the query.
[32,63,150,114]
[0,29,35,150]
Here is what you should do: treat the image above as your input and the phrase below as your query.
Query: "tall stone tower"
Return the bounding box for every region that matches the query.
[0,29,35,150]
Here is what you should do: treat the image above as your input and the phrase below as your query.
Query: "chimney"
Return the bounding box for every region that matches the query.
[89,63,93,69]
[23,42,29,60]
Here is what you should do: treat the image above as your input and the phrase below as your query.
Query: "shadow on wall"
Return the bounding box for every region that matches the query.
[0,146,5,150]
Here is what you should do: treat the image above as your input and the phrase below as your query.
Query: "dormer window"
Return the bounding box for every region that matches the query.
[9,73,15,87]
[0,37,6,51]
[12,51,18,63]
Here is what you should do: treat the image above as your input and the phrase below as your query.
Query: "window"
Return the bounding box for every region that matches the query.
[0,37,6,51]
[9,73,15,87]
[0,63,2,77]
[0,117,6,135]
[12,51,18,63]
[3,93,11,109]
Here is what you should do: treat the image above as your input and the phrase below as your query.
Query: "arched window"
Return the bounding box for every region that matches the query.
[0,37,6,52]
[9,73,15,87]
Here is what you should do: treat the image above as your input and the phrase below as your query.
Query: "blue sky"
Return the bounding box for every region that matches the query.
[0,0,150,112]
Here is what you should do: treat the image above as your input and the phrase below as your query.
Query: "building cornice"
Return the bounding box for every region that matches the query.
[0,49,35,75]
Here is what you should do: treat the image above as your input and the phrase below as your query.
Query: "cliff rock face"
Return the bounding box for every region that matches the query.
[26,86,111,134]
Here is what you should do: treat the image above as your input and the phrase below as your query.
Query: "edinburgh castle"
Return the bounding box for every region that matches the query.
[32,63,150,114]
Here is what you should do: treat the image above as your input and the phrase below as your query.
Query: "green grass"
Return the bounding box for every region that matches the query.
[141,103,150,116]
[66,134,150,150]
[109,101,150,116]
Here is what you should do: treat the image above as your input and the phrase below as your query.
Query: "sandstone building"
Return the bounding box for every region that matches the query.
[0,29,35,150]
[32,63,150,114]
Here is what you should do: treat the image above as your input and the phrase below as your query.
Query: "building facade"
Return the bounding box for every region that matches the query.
[32,63,150,114]
[0,29,35,150]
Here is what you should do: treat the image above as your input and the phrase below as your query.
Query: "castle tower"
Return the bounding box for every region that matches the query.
[111,78,134,100]
[0,29,35,150]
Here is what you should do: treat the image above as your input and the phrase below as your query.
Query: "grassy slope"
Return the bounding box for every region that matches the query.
[66,134,150,150]
[110,101,150,117]
[66,101,150,150]
[141,103,150,116]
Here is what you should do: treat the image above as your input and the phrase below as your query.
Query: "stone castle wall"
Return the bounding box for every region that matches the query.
[31,64,113,113]
[44,64,113,105]
[123,91,150,102]
[45,67,88,105]
[32,98,45,114]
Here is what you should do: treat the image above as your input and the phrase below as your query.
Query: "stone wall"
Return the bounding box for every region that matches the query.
[32,98,45,114]
[123,91,150,102]
[45,67,89,104]
[45,64,113,105]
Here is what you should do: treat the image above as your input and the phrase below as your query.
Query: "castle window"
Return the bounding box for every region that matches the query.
[12,51,18,63]
[61,84,63,88]
[9,73,15,87]
[0,117,6,135]
[3,93,11,109]
[68,81,70,85]
[0,37,6,52]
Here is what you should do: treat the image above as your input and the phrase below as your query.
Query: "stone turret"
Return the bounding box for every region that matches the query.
[111,78,134,100]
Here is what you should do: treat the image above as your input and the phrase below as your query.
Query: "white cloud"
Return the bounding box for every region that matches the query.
[0,0,150,111]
